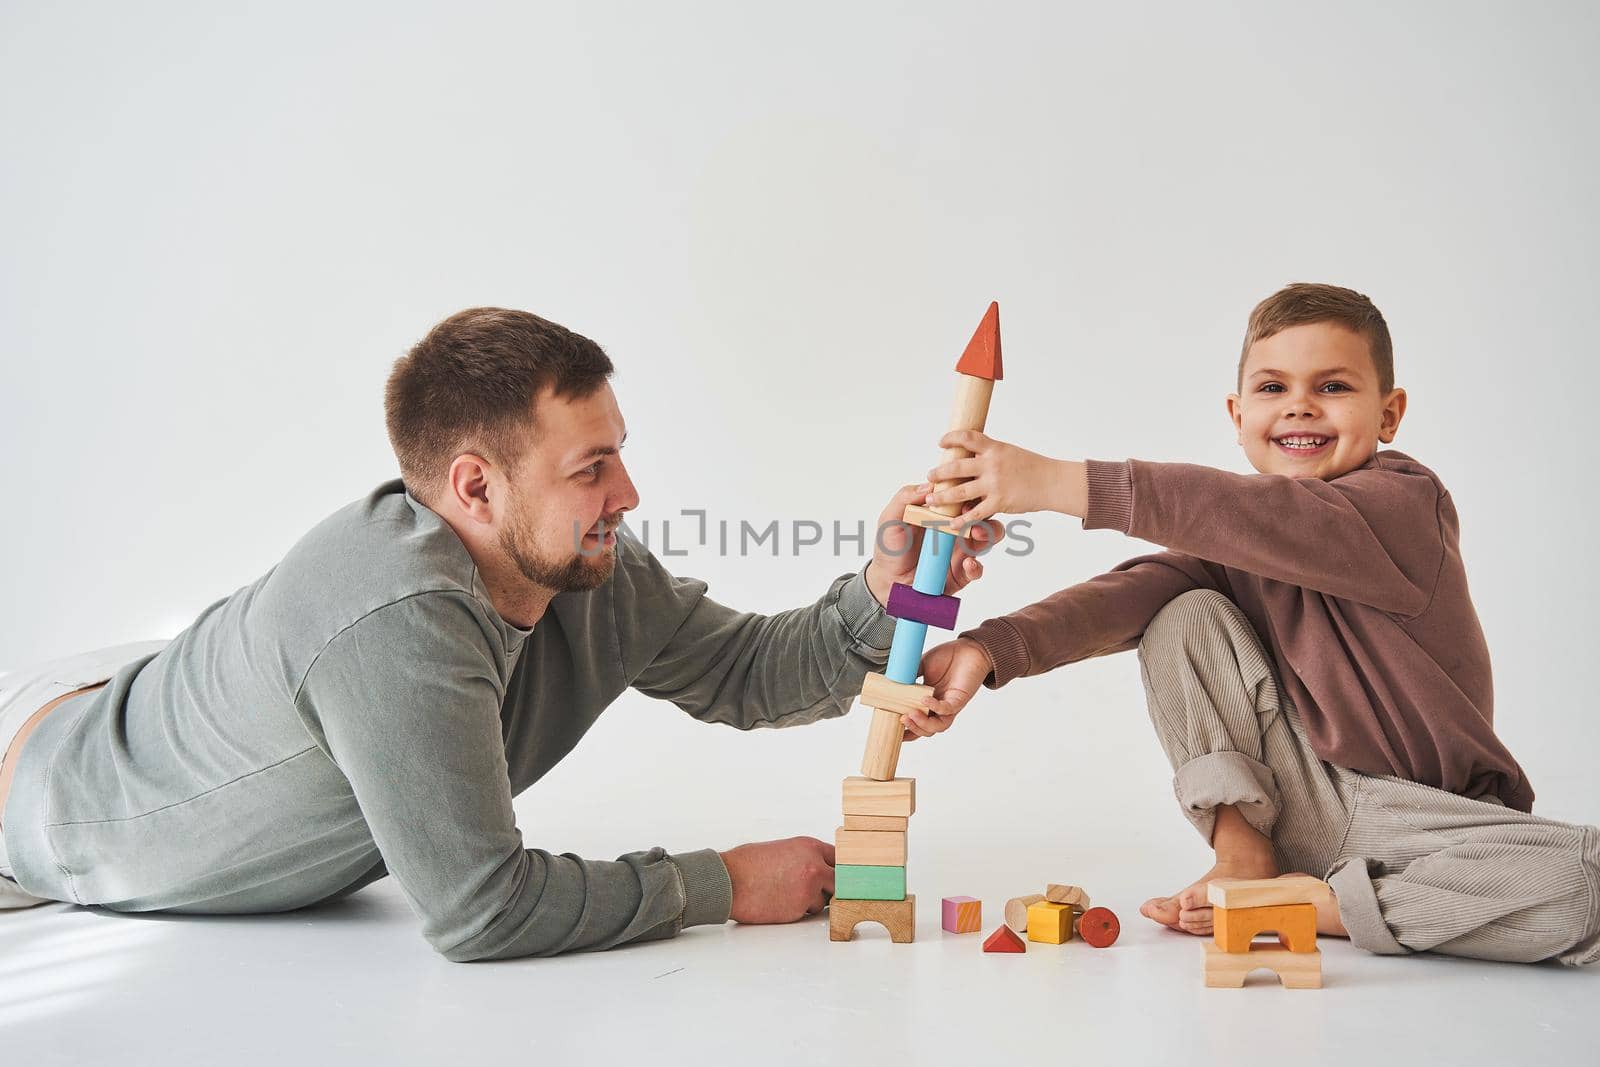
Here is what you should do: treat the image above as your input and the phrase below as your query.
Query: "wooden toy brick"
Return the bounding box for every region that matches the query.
[831,896,916,944]
[860,707,904,781]
[859,672,935,716]
[886,583,961,630]
[841,776,916,816]
[1044,884,1089,908]
[1203,942,1322,989]
[1213,902,1317,954]
[1027,900,1073,945]
[835,864,906,901]
[1206,876,1328,910]
[1077,907,1121,948]
[901,503,957,532]
[941,896,982,934]
[834,827,908,867]
[983,924,1026,953]
[1004,894,1045,932]
[842,814,908,831]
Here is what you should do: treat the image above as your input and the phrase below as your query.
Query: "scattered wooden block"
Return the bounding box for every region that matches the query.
[1203,942,1322,989]
[1027,900,1073,945]
[842,776,916,817]
[859,672,935,716]
[1045,884,1090,908]
[886,583,961,630]
[835,864,906,901]
[842,814,907,831]
[831,896,916,944]
[983,924,1026,953]
[859,707,904,781]
[835,827,908,867]
[941,896,982,934]
[1004,894,1045,932]
[1206,876,1328,910]
[1213,902,1317,954]
[901,503,957,532]
[1077,907,1121,948]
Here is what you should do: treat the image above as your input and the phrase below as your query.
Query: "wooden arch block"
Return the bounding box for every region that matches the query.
[1203,942,1322,989]
[1213,903,1317,954]
[830,896,916,944]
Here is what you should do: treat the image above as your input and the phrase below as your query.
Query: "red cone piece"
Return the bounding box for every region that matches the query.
[954,301,1002,381]
[982,923,1026,953]
[1078,906,1120,948]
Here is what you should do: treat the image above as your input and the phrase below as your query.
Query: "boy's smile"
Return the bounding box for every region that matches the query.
[1227,322,1407,481]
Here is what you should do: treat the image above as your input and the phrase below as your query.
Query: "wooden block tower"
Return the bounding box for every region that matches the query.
[829,303,1003,945]
[1202,876,1328,989]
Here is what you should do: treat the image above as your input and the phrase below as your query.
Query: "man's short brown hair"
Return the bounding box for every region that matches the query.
[384,308,614,500]
[1239,283,1394,393]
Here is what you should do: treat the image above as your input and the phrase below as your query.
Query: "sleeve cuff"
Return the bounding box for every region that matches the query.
[834,566,898,654]
[671,848,733,929]
[1083,459,1134,533]
[959,618,1028,689]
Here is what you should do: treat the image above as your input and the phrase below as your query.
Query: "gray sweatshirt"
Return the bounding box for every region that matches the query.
[4,481,896,960]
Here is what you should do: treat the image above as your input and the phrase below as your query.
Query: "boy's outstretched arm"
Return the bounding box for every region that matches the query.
[929,432,1444,616]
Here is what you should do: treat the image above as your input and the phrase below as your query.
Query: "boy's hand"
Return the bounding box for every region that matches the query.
[864,482,1005,607]
[720,836,835,923]
[899,637,995,739]
[925,431,1088,527]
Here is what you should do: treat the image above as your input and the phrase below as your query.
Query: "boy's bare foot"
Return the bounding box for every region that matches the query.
[1140,869,1349,939]
[1139,854,1279,936]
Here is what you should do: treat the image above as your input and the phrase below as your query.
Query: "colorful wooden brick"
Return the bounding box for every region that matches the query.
[1078,907,1121,948]
[835,864,906,901]
[830,896,916,944]
[1027,900,1073,945]
[834,827,908,867]
[1213,902,1317,954]
[941,896,982,934]
[841,776,916,817]
[886,583,961,630]
[983,924,1026,953]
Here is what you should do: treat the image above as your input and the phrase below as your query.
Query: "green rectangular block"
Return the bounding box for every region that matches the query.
[835,864,906,901]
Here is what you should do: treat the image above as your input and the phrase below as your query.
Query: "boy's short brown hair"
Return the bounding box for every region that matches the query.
[1239,283,1394,393]
[384,308,614,500]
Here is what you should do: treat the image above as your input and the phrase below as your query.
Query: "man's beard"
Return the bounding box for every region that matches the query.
[499,505,620,594]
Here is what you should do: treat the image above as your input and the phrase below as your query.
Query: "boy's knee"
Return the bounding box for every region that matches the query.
[1139,589,1243,663]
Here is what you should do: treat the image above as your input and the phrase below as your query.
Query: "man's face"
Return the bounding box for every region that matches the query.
[1227,322,1406,481]
[498,383,639,593]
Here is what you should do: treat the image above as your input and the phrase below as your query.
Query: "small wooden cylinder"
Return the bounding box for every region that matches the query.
[860,707,904,781]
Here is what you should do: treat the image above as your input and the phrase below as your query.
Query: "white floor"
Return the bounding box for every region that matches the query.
[4,837,1596,1067]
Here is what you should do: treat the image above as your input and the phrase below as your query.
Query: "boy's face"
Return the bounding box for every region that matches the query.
[1227,322,1407,481]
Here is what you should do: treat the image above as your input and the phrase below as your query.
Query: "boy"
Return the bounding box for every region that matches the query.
[903,283,1598,965]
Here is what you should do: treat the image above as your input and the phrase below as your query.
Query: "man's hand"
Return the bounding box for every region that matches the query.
[720,836,835,924]
[864,483,1004,608]
[899,637,995,739]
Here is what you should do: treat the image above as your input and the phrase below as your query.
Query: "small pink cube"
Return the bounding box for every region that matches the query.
[941,895,982,934]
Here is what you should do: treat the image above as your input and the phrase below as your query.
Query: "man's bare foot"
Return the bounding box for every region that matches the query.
[1140,868,1348,939]
[1139,855,1279,937]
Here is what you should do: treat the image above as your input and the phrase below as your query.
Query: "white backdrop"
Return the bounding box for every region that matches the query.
[3,0,1595,881]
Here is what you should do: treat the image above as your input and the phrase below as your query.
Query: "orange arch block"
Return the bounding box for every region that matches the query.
[1214,902,1317,954]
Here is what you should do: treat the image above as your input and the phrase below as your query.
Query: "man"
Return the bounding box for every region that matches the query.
[0,308,991,960]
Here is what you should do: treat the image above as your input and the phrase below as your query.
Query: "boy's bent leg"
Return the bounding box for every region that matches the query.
[1137,589,1349,876]
[1328,775,1600,965]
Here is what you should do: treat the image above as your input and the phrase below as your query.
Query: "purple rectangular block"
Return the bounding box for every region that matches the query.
[887,582,960,630]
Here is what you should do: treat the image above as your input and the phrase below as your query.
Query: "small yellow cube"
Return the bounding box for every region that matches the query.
[1027,900,1073,944]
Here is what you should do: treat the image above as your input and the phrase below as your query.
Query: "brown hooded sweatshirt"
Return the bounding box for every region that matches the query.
[964,449,1534,812]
